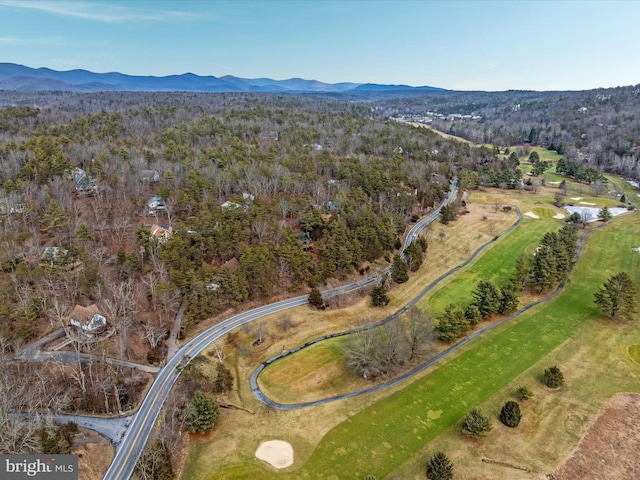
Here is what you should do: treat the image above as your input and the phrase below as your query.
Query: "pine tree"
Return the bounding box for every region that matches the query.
[440,203,458,225]
[391,254,409,283]
[370,285,390,307]
[530,245,557,292]
[213,363,234,393]
[308,288,324,308]
[594,272,637,319]
[542,365,564,388]
[184,391,219,434]
[499,281,519,314]
[426,451,454,480]
[598,205,612,221]
[436,304,469,341]
[460,408,492,437]
[512,255,530,290]
[464,304,482,326]
[471,280,501,318]
[499,401,522,428]
[515,386,533,401]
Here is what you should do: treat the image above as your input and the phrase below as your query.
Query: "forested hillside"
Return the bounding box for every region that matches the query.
[0,92,471,365]
[378,85,640,179]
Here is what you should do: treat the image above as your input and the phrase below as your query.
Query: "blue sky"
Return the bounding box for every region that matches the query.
[0,0,638,91]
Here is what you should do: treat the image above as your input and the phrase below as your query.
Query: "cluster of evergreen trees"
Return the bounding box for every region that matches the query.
[556,158,607,185]
[435,280,519,341]
[436,225,578,342]
[527,226,578,293]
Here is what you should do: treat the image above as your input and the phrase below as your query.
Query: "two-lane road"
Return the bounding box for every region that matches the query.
[104,180,457,480]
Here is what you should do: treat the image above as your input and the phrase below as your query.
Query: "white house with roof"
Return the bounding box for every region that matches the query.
[69,304,108,337]
[146,196,166,215]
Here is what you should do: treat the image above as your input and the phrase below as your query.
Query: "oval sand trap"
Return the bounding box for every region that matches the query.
[256,440,294,468]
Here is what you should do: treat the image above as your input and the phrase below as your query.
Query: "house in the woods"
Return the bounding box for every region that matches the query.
[39,246,83,272]
[146,196,166,215]
[69,167,97,195]
[138,169,160,184]
[68,304,109,337]
[301,232,313,250]
[0,193,26,215]
[149,224,173,244]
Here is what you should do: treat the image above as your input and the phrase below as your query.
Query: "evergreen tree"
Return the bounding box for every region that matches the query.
[598,205,612,221]
[426,451,454,480]
[460,408,492,437]
[184,391,219,434]
[515,386,533,401]
[471,280,501,318]
[391,254,409,283]
[499,281,519,314]
[464,304,482,326]
[404,240,425,272]
[436,304,469,341]
[530,245,557,292]
[594,272,637,319]
[440,203,458,225]
[370,285,390,307]
[512,255,530,290]
[308,288,324,308]
[541,365,564,388]
[499,401,522,427]
[213,363,234,393]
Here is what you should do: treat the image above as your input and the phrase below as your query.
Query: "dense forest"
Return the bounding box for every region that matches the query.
[0,92,471,361]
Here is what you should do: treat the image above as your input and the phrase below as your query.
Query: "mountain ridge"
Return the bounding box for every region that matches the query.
[0,63,445,94]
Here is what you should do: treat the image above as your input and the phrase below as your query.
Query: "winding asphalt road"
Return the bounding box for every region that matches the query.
[103,181,457,479]
[250,202,638,410]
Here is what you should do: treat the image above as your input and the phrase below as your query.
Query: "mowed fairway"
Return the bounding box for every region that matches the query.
[426,214,557,315]
[205,194,640,479]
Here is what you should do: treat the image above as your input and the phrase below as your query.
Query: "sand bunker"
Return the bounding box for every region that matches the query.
[255,440,294,469]
[553,213,566,219]
[579,201,596,205]
[524,211,539,219]
[571,197,583,201]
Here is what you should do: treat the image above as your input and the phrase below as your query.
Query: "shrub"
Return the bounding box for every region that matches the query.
[499,400,522,428]
[460,408,492,437]
[515,386,533,401]
[426,451,454,480]
[308,288,324,308]
[542,365,564,388]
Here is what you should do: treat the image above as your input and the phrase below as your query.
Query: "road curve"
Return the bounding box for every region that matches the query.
[250,205,523,409]
[104,182,458,480]
[250,205,638,410]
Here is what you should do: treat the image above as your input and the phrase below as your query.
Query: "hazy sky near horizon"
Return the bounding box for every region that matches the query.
[0,0,638,91]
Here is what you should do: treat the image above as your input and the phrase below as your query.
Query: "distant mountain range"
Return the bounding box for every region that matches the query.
[0,63,445,94]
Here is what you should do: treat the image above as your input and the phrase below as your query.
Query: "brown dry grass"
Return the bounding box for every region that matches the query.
[549,393,640,480]
[73,428,113,480]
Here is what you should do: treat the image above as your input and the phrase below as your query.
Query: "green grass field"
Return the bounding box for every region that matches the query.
[426,216,558,315]
[193,179,640,480]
